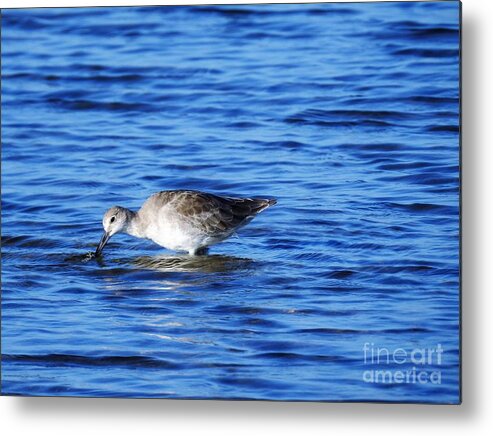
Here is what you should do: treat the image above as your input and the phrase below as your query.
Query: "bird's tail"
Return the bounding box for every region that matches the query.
[225,196,277,216]
[257,198,277,213]
[250,198,277,213]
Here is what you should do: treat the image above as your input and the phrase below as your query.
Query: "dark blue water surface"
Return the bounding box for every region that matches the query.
[1,2,460,402]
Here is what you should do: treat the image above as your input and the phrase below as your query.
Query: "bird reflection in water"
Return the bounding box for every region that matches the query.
[131,254,255,274]
[77,252,257,294]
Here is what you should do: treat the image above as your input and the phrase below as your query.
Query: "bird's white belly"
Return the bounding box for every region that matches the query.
[141,209,206,253]
[145,222,195,252]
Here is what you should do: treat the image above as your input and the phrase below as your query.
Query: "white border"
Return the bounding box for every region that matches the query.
[1,0,425,8]
[2,0,493,434]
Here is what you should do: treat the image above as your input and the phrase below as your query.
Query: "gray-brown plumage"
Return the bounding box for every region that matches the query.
[95,190,277,256]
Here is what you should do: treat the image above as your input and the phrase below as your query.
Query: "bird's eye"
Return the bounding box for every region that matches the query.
[110,216,116,223]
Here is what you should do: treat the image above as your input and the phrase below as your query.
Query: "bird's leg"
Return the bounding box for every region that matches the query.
[193,247,209,256]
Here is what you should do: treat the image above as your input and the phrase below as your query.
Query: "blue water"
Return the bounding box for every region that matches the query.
[1,2,460,402]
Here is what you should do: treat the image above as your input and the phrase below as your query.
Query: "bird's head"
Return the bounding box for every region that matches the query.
[95,206,132,256]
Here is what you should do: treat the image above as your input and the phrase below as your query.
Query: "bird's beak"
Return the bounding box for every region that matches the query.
[95,231,111,257]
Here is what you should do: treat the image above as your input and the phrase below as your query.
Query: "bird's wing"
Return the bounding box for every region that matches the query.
[153,190,276,236]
